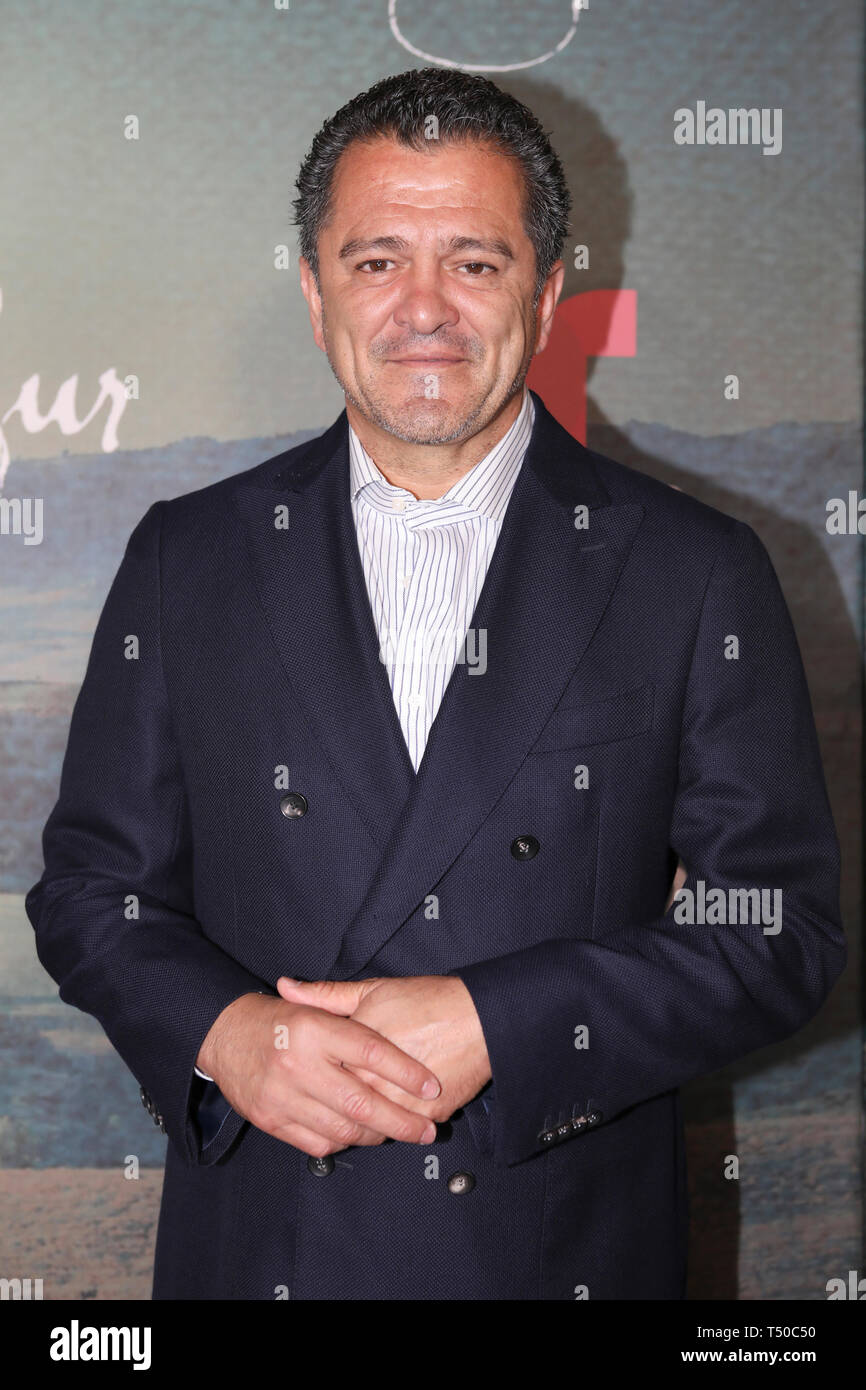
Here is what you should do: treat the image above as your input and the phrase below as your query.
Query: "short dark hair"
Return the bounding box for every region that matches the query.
[293,67,571,303]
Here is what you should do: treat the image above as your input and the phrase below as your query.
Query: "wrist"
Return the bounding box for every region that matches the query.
[447,974,492,1083]
[196,991,266,1078]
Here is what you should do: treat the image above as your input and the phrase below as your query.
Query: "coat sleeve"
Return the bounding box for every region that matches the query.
[25,500,270,1166]
[454,519,847,1167]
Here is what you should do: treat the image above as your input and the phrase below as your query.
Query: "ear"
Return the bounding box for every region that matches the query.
[299,256,326,354]
[533,260,565,356]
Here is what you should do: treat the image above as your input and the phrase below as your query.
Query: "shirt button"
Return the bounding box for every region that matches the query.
[392,498,407,512]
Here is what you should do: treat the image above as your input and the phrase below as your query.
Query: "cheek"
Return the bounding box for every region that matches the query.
[336,314,388,368]
[326,326,365,373]
[472,305,532,357]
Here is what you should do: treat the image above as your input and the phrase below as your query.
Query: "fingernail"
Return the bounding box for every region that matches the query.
[421,1122,437,1143]
[421,1078,440,1099]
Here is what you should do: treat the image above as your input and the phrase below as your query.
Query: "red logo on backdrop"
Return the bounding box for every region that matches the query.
[527,289,637,443]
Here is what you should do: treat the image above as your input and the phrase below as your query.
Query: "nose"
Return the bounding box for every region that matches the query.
[392,266,460,338]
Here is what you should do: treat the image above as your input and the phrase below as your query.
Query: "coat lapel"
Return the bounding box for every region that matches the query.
[233,412,416,854]
[328,391,646,977]
[234,391,645,978]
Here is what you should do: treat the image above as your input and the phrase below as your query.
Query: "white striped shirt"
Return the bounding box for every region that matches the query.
[349,388,535,771]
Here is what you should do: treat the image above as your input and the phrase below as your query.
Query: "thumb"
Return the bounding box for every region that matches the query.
[276,977,370,1014]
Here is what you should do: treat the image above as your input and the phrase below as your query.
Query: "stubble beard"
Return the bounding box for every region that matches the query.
[320,309,531,445]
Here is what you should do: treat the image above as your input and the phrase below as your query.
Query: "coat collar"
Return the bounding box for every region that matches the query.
[234,389,644,976]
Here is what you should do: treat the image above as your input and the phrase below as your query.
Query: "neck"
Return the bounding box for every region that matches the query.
[347,390,526,500]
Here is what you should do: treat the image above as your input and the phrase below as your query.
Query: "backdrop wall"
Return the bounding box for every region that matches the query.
[0,0,861,1299]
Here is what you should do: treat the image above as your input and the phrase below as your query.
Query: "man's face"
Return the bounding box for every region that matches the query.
[299,134,562,444]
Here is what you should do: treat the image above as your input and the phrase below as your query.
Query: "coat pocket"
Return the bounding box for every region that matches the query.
[531,682,655,754]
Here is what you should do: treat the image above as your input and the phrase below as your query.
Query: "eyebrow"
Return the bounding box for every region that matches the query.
[337,234,515,262]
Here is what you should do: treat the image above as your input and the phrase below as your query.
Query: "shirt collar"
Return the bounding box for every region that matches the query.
[349,388,535,526]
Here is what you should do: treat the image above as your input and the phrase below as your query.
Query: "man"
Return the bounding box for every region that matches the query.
[27,68,845,1301]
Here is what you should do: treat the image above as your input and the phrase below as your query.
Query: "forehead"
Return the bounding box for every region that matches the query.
[325,134,527,231]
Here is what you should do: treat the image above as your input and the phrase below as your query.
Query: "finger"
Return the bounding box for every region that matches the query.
[325,1062,437,1145]
[334,1018,441,1100]
[277,977,370,1014]
[271,1120,350,1159]
[282,1092,389,1151]
[288,1050,436,1145]
[345,1064,432,1116]
[664,858,689,911]
[338,1059,422,1111]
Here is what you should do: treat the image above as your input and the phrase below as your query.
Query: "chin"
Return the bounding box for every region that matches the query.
[386,401,472,443]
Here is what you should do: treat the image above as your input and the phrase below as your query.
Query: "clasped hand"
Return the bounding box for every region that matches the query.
[276,973,492,1151]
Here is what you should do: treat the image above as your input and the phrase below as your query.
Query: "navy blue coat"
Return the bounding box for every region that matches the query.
[26,390,845,1300]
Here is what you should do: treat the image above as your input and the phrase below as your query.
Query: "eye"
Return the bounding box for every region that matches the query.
[459,262,496,276]
[357,259,395,273]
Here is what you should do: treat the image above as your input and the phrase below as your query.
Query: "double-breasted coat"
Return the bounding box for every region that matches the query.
[26,390,845,1299]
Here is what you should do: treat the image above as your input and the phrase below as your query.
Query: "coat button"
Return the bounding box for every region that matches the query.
[447,1172,475,1195]
[571,1115,588,1132]
[539,1129,557,1146]
[586,1111,602,1126]
[307,1155,335,1177]
[280,792,308,818]
[556,1123,572,1141]
[510,835,539,861]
